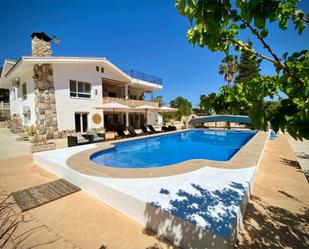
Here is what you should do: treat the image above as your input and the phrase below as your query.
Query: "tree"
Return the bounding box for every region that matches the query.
[176,0,309,139]
[170,96,192,120]
[154,95,165,107]
[199,93,217,115]
[219,55,238,87]
[235,41,260,84]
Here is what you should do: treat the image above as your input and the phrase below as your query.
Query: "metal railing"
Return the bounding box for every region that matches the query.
[123,69,163,85]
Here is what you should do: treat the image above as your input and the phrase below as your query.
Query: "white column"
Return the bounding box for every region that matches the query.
[126,112,129,127]
[125,84,128,100]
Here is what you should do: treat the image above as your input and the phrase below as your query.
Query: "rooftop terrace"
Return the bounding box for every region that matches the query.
[124,69,163,85]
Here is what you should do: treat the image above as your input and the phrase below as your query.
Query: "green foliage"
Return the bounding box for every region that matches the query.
[200,93,216,115]
[154,95,165,107]
[176,0,307,52]
[219,55,238,86]
[235,41,260,84]
[176,0,309,139]
[170,96,192,120]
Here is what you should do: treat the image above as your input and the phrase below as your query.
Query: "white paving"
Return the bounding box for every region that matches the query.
[34,144,256,239]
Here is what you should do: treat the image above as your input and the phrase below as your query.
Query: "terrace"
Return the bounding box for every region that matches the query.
[124,69,163,85]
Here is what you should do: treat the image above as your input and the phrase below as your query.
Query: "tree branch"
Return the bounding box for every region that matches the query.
[239,19,305,85]
[231,39,275,63]
[292,13,309,23]
[240,19,286,69]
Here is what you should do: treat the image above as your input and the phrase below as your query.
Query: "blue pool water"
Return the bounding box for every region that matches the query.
[90,130,256,168]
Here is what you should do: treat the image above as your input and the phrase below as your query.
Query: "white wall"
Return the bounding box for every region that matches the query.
[53,63,105,131]
[6,60,163,131]
[147,112,162,126]
[9,71,36,126]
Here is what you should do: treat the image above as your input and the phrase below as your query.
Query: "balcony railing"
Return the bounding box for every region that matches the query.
[123,69,163,85]
[103,97,159,108]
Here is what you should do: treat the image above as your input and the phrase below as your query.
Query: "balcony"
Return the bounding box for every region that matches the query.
[103,97,159,108]
[123,69,163,85]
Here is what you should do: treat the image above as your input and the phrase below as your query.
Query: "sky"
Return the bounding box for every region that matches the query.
[0,0,308,107]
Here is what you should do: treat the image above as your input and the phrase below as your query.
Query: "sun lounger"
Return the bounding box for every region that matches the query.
[168,125,177,131]
[115,127,129,139]
[87,130,106,143]
[147,125,161,133]
[162,126,169,132]
[127,126,145,136]
[140,125,152,134]
[67,133,90,147]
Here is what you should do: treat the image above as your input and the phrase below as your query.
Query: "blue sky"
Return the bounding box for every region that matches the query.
[0,0,308,107]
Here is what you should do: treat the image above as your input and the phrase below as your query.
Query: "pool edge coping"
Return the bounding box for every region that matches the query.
[66,129,268,178]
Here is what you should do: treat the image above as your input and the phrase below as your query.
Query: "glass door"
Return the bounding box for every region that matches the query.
[75,113,88,133]
[82,113,88,132]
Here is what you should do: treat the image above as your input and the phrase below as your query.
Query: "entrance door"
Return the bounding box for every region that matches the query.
[75,113,88,132]
[82,113,88,132]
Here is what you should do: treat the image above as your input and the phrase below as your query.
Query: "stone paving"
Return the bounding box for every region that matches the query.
[0,156,175,249]
[0,128,31,158]
[236,134,309,249]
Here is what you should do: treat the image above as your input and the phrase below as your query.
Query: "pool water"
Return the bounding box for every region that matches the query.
[90,130,256,168]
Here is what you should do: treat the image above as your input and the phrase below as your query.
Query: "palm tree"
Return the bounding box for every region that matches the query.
[219,55,238,87]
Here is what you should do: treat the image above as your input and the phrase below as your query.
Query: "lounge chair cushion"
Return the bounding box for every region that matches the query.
[76,133,88,143]
[87,130,99,138]
[93,136,104,142]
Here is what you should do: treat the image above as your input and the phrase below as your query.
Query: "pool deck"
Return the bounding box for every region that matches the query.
[32,130,268,249]
[67,130,267,178]
[236,134,309,248]
[0,134,308,248]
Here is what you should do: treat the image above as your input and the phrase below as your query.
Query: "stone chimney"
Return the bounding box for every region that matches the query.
[31,32,52,56]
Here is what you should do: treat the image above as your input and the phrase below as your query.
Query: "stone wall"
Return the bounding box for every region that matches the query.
[32,37,52,56]
[34,64,58,138]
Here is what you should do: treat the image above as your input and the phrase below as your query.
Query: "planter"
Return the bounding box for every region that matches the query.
[31,142,56,153]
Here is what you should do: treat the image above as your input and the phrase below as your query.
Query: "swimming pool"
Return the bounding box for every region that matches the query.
[90,130,256,168]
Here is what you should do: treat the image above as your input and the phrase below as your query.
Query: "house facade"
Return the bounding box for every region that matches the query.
[0,33,163,138]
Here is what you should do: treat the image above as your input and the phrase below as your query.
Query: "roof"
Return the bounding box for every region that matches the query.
[3,56,117,78]
[189,115,252,124]
[31,32,52,42]
[0,59,17,82]
[0,56,163,90]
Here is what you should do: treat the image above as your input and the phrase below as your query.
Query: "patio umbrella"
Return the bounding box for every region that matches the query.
[158,106,178,112]
[158,106,179,128]
[135,105,160,125]
[95,102,132,137]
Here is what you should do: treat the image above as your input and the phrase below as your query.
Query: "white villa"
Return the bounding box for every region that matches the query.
[0,33,163,138]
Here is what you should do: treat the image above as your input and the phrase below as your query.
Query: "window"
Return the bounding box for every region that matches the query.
[96,66,100,72]
[22,83,27,100]
[101,67,104,73]
[70,80,91,99]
